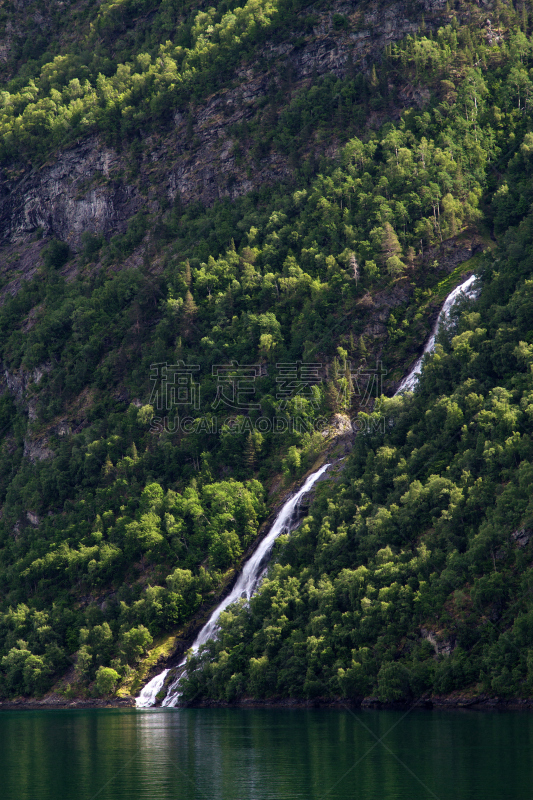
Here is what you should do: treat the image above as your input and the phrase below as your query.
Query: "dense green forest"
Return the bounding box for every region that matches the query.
[182,215,533,702]
[1,0,533,701]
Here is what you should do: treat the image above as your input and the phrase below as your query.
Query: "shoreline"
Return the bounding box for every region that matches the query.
[3,693,533,712]
[133,447,351,692]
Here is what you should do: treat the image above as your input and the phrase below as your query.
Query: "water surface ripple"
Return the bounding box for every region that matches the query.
[1,707,532,800]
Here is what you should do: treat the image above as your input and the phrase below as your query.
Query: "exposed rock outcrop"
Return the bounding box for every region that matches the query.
[0,138,140,246]
[421,627,455,657]
[0,0,451,248]
[512,526,532,547]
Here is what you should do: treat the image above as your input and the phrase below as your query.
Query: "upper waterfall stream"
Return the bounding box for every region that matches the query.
[136,462,332,708]
[394,273,478,395]
[136,272,479,709]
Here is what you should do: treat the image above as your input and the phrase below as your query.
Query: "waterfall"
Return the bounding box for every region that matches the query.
[394,273,478,395]
[136,274,479,709]
[136,462,332,708]
[135,668,170,709]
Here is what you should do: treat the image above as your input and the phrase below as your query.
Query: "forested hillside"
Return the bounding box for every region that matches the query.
[0,0,533,702]
[183,216,533,703]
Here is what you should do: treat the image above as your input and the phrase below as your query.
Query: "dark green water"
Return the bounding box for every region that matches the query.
[0,707,532,800]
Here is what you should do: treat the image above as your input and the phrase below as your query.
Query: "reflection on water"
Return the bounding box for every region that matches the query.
[0,707,532,800]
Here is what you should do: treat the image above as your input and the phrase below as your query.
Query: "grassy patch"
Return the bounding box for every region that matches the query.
[433,253,484,302]
[118,632,178,698]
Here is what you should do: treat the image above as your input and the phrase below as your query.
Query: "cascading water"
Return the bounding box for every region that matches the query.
[135,668,170,709]
[394,273,478,395]
[136,462,332,708]
[136,273,479,709]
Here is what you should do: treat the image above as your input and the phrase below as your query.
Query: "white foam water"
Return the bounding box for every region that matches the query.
[395,273,478,395]
[136,462,331,708]
[136,273,479,708]
[135,668,170,709]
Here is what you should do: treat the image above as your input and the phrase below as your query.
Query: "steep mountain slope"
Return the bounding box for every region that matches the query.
[0,0,533,701]
[183,217,533,704]
[0,0,486,246]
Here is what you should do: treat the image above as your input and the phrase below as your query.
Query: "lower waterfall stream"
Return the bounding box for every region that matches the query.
[136,272,479,709]
[136,462,332,707]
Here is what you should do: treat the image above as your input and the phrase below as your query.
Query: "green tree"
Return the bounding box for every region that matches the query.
[23,655,50,694]
[95,666,120,695]
[209,530,242,570]
[120,626,153,664]
[380,223,403,274]
[377,663,412,702]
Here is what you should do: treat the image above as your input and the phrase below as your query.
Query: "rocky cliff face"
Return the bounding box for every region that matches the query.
[0,138,141,246]
[0,0,55,67]
[161,0,424,209]
[0,0,450,250]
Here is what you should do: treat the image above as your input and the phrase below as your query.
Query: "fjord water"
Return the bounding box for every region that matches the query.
[6,272,491,800]
[1,708,533,800]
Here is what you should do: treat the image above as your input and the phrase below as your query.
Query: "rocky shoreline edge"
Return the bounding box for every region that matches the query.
[3,693,533,712]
